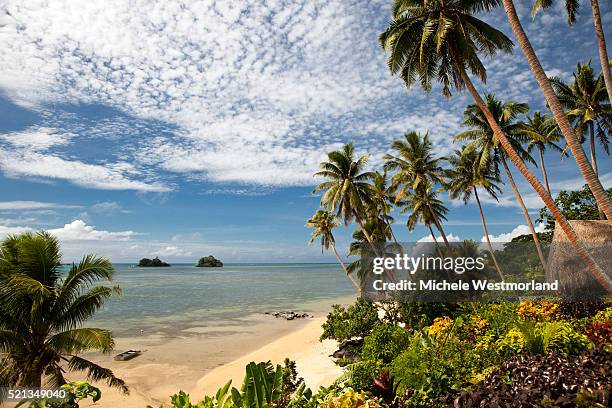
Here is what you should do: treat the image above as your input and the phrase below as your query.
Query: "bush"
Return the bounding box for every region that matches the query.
[454,348,612,407]
[361,323,411,364]
[397,302,460,330]
[320,299,379,343]
[338,360,383,393]
[585,321,612,346]
[317,388,379,408]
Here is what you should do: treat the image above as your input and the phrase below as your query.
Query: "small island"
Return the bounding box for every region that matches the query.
[138,257,171,267]
[196,255,223,267]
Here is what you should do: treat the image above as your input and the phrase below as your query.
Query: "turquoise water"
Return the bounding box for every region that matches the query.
[91,263,354,336]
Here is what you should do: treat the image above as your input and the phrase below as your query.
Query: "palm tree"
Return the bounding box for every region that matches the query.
[306,210,360,291]
[346,219,396,289]
[499,0,612,220]
[446,148,505,279]
[384,131,450,247]
[455,94,547,271]
[368,171,399,243]
[313,143,378,252]
[0,232,127,392]
[380,0,611,290]
[522,112,565,196]
[550,61,611,178]
[530,0,612,106]
[399,182,449,253]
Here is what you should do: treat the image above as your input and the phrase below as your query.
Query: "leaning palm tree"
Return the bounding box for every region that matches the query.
[384,131,450,247]
[446,148,505,279]
[0,232,127,392]
[306,210,360,291]
[380,0,611,291]
[499,0,612,219]
[455,94,547,271]
[313,143,378,251]
[530,0,612,106]
[550,61,611,178]
[522,112,565,196]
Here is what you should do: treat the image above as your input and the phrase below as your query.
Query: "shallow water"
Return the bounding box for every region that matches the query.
[90,263,355,335]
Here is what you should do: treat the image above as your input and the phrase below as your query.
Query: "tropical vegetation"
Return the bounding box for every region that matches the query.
[0,232,126,403]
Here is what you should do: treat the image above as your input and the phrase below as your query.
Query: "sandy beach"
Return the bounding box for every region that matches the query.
[76,297,353,408]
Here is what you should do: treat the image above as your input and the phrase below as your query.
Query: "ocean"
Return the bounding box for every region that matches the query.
[90,263,355,336]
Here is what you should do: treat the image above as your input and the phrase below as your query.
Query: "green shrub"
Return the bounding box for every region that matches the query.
[397,302,460,330]
[18,382,102,408]
[337,360,383,393]
[361,323,411,364]
[320,299,379,342]
[545,322,592,356]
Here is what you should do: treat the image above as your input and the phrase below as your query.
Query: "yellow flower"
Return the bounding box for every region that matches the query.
[428,316,454,338]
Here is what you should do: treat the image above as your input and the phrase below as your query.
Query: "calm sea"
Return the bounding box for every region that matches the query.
[90,263,355,336]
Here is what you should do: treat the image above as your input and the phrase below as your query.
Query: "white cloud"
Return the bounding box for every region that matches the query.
[483,224,546,243]
[47,219,138,241]
[0,137,170,192]
[91,201,125,215]
[0,225,34,238]
[0,201,82,210]
[417,233,462,243]
[153,245,192,257]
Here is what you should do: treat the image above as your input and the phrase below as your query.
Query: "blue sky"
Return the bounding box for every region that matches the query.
[0,0,610,262]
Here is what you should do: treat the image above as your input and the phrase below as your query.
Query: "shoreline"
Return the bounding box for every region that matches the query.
[80,295,355,408]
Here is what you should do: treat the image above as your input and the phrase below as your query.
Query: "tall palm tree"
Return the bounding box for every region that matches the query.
[384,131,450,247]
[380,0,611,290]
[368,171,399,243]
[306,210,360,291]
[313,143,378,252]
[550,61,611,178]
[399,182,449,251]
[0,232,127,392]
[522,112,565,196]
[447,148,505,279]
[346,219,396,289]
[500,0,612,220]
[455,94,547,271]
[530,0,612,106]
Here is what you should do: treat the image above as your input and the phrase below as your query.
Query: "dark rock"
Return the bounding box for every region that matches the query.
[196,255,223,267]
[138,257,171,267]
[265,311,313,320]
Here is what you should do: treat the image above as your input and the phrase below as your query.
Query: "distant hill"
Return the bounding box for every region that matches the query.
[138,257,171,267]
[196,255,223,267]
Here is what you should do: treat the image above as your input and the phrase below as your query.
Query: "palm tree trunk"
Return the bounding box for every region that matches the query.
[590,0,612,107]
[425,198,451,249]
[352,209,378,253]
[457,63,612,292]
[589,122,599,177]
[500,155,547,271]
[331,244,361,292]
[501,0,612,220]
[427,223,445,258]
[538,147,551,196]
[473,187,505,280]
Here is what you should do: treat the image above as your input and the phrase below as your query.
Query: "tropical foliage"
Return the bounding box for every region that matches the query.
[0,232,126,394]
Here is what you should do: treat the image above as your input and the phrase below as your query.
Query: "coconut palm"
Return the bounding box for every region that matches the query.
[368,171,399,243]
[446,148,505,279]
[0,232,127,392]
[306,210,360,291]
[550,61,611,178]
[380,0,611,290]
[399,182,449,251]
[455,94,547,271]
[522,112,565,196]
[346,219,396,288]
[384,131,450,247]
[500,0,612,219]
[313,143,378,252]
[530,0,612,106]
